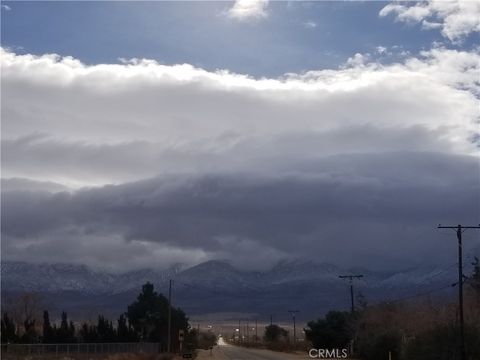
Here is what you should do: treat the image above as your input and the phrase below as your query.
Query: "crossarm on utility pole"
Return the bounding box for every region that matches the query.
[288,310,299,346]
[437,224,480,360]
[339,275,364,313]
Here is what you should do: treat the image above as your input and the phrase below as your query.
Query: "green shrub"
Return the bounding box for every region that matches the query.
[304,311,353,349]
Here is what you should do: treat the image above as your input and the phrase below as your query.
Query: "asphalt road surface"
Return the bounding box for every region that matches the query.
[196,337,308,360]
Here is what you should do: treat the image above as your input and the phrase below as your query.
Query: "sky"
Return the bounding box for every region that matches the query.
[1,0,480,273]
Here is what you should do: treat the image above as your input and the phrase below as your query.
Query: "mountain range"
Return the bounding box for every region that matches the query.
[1,259,461,322]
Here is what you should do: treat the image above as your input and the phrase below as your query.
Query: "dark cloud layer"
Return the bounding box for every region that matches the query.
[3,151,479,271]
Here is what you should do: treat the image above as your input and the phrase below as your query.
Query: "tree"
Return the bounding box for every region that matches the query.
[15,293,43,343]
[127,282,189,350]
[21,316,38,343]
[57,311,68,343]
[469,257,480,302]
[1,312,18,343]
[69,320,76,342]
[117,313,138,342]
[1,293,44,343]
[356,291,368,311]
[304,311,353,349]
[196,331,217,349]
[79,323,97,343]
[127,282,167,341]
[264,324,289,343]
[355,303,403,360]
[57,312,75,343]
[96,315,115,342]
[42,311,55,343]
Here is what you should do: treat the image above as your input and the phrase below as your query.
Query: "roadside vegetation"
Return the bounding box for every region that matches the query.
[304,258,480,360]
[3,261,480,359]
[1,283,195,353]
[227,259,480,360]
[228,323,309,353]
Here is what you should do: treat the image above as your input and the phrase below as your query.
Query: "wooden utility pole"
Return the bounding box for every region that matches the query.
[339,275,364,313]
[167,279,172,353]
[438,224,480,360]
[238,320,241,343]
[288,310,299,346]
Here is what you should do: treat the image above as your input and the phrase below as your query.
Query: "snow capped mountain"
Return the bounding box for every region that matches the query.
[265,259,341,285]
[373,265,458,289]
[1,259,461,320]
[0,261,180,294]
[175,260,257,290]
[1,261,112,294]
[1,259,458,294]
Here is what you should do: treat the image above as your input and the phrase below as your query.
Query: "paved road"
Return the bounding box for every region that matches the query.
[196,337,308,360]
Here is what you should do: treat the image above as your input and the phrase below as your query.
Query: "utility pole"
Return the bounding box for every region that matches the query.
[238,320,241,343]
[288,310,299,346]
[438,224,480,360]
[339,275,363,314]
[270,315,273,326]
[255,319,258,342]
[167,279,172,353]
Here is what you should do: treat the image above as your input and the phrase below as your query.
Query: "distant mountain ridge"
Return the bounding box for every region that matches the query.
[1,261,181,294]
[1,259,460,320]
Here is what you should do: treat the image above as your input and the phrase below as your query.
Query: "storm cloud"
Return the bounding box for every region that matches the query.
[1,45,479,272]
[2,152,479,271]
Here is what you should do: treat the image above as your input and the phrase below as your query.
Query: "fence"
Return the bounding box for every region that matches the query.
[1,342,160,359]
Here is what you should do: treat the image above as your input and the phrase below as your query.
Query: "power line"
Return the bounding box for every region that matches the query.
[169,255,478,321]
[419,262,458,283]
[383,282,456,304]
[176,270,464,305]
[437,224,480,360]
[383,256,476,295]
[339,274,364,313]
[368,257,477,306]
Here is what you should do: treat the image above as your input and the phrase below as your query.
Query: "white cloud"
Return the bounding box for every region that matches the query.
[1,4,11,11]
[422,20,442,30]
[344,52,371,67]
[375,46,387,55]
[303,21,317,29]
[1,47,478,187]
[227,0,269,21]
[379,0,480,42]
